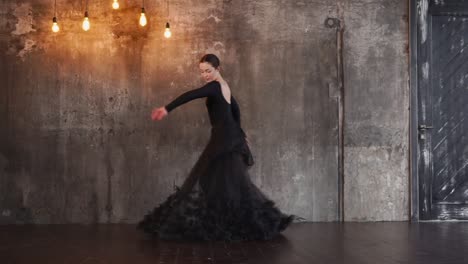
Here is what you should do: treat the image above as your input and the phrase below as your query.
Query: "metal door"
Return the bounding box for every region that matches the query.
[413,0,468,220]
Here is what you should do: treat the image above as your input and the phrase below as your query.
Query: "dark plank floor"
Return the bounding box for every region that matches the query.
[1,222,468,264]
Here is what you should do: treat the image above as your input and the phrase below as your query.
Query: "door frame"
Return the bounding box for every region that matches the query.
[410,0,419,221]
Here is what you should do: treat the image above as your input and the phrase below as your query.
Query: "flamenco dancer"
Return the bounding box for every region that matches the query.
[138,54,295,241]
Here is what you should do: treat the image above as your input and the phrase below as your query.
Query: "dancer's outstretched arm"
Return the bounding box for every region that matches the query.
[151,81,219,121]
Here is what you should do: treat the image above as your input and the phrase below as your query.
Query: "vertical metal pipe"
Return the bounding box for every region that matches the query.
[336,25,345,222]
[325,15,345,221]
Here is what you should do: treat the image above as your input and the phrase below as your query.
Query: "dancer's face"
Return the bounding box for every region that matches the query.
[199,62,219,83]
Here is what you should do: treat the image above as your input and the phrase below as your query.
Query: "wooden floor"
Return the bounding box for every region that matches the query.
[2,222,468,264]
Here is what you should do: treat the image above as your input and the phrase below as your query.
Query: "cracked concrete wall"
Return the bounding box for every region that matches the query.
[0,0,409,224]
[0,0,341,224]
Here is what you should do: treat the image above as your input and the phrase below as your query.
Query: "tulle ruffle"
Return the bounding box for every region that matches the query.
[137,185,293,241]
[138,143,292,241]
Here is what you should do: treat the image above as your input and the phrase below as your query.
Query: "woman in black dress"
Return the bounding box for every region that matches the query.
[138,54,294,241]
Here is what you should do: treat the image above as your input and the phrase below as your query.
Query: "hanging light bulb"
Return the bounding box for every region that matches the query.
[51,0,59,33]
[164,22,171,38]
[164,0,171,38]
[82,11,90,31]
[139,0,147,27]
[139,8,147,27]
[112,0,119,9]
[52,16,60,32]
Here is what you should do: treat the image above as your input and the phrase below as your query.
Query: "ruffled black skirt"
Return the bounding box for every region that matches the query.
[137,138,293,241]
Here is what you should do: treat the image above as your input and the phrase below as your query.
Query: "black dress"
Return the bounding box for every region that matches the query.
[137,81,293,241]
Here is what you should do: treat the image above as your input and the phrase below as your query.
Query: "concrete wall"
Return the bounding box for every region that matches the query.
[0,0,409,224]
[342,0,409,221]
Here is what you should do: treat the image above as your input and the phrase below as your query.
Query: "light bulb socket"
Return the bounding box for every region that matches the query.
[53,16,57,23]
[141,7,145,14]
[166,22,170,28]
[84,11,89,18]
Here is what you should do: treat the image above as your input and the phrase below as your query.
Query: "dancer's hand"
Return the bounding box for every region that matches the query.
[151,107,168,121]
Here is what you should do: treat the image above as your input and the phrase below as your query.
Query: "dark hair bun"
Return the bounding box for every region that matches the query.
[200,54,220,69]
